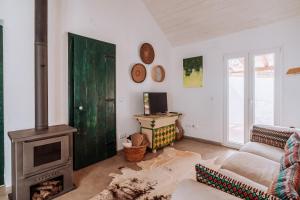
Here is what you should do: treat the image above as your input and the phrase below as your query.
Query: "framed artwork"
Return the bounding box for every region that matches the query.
[183,56,203,88]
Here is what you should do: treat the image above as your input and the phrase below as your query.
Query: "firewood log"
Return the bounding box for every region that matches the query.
[41,180,60,186]
[46,180,60,186]
[36,185,53,190]
[32,192,41,200]
[52,186,59,193]
[40,190,51,199]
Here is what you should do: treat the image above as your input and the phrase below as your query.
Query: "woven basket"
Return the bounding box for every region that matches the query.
[124,145,147,162]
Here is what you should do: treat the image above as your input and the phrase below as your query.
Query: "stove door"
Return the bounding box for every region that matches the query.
[23,135,70,175]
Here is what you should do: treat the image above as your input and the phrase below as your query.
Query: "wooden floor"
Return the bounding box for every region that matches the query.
[0,138,235,200]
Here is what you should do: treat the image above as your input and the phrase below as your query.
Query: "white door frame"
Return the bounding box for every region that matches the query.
[223,47,282,148]
[223,53,249,149]
[249,48,283,127]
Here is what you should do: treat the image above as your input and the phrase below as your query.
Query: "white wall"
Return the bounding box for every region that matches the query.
[1,0,35,187]
[0,0,172,186]
[0,0,68,187]
[1,0,299,188]
[170,17,300,143]
[59,0,172,150]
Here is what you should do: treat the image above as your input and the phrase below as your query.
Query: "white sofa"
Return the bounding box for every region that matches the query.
[172,141,285,200]
[173,179,241,200]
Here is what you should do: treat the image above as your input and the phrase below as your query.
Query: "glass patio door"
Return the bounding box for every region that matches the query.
[251,52,276,126]
[225,55,248,146]
[225,49,279,147]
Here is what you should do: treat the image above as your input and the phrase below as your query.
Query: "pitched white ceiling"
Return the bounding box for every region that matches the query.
[143,0,300,46]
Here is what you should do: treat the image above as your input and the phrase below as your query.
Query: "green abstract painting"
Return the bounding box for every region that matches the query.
[183,56,203,88]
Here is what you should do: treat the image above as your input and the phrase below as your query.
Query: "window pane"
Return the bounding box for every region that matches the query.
[254,53,275,125]
[34,142,61,167]
[228,57,245,144]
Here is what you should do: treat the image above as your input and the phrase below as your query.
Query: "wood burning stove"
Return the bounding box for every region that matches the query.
[8,125,76,200]
[8,0,77,199]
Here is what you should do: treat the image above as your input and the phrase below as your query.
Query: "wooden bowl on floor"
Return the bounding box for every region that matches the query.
[124,145,147,162]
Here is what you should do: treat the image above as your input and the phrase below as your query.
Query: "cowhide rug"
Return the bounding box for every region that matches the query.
[90,147,219,200]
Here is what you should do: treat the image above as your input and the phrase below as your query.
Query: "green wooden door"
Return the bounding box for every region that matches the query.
[68,34,116,170]
[0,26,4,185]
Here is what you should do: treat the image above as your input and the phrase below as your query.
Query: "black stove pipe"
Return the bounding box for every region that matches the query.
[35,0,48,130]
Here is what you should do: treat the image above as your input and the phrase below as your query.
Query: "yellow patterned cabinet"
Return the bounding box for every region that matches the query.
[134,113,180,153]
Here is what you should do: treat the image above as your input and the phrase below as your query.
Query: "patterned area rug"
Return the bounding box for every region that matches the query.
[90,147,219,200]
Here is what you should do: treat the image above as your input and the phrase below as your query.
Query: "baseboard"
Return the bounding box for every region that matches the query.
[0,185,11,190]
[183,136,223,146]
[184,136,240,150]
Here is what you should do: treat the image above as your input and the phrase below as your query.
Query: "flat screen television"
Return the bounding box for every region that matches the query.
[144,92,168,115]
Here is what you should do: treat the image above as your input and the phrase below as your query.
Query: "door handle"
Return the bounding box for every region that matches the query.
[78,106,84,111]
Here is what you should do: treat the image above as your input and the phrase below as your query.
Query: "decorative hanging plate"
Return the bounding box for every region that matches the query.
[151,65,165,82]
[140,43,155,64]
[131,63,147,83]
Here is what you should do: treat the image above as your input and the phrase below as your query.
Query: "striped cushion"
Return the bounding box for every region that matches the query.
[195,164,279,200]
[251,125,295,149]
[268,163,300,200]
[281,133,300,170]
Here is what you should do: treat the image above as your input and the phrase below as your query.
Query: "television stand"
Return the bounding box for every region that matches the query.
[134,113,181,153]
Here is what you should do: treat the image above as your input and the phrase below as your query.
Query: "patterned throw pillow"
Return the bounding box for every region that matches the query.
[195,164,279,200]
[281,133,300,170]
[251,125,295,149]
[268,163,300,200]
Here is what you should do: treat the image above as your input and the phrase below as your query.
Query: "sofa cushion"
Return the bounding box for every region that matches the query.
[281,133,300,170]
[221,152,280,186]
[218,169,268,192]
[268,163,300,200]
[172,179,240,200]
[251,125,295,149]
[195,164,279,200]
[240,142,284,163]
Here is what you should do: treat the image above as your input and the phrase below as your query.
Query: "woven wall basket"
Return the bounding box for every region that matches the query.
[140,43,155,64]
[131,63,147,83]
